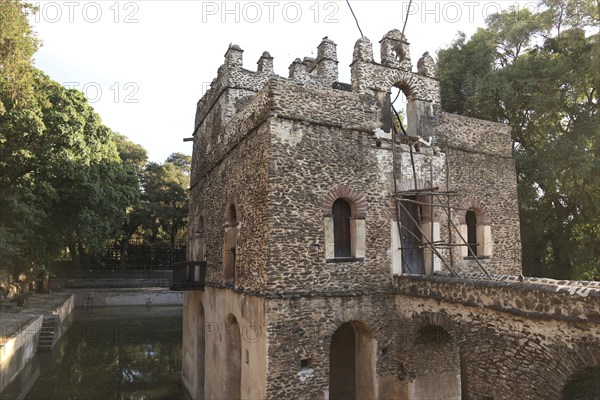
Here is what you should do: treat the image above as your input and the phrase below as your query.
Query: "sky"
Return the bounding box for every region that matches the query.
[28,0,539,162]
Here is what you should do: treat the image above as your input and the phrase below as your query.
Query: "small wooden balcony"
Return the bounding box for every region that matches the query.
[170,261,207,291]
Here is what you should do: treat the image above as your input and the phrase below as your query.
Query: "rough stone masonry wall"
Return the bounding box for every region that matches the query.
[263,275,600,399]
[191,71,273,187]
[190,33,523,288]
[267,77,378,132]
[190,119,270,291]
[267,116,394,294]
[265,294,396,400]
[188,32,534,400]
[350,37,441,107]
[346,33,522,277]
[394,275,600,399]
[432,113,522,275]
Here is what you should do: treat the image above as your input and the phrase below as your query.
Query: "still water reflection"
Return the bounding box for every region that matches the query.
[3,306,185,400]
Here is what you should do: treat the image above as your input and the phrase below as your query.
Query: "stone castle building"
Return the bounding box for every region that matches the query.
[181,30,600,399]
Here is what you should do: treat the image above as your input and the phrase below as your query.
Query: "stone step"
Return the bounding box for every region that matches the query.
[37,314,59,351]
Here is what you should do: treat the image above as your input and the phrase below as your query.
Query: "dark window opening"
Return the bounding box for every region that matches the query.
[300,359,311,370]
[224,204,238,286]
[466,210,477,256]
[333,198,351,258]
[229,204,237,225]
[400,195,424,274]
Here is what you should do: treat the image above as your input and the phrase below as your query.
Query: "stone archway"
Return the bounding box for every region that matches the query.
[224,314,241,400]
[411,325,461,399]
[329,321,376,400]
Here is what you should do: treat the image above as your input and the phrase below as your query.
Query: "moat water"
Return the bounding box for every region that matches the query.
[1,306,185,400]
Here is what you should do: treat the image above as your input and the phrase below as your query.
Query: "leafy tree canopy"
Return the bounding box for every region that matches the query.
[0,1,39,114]
[1,2,191,273]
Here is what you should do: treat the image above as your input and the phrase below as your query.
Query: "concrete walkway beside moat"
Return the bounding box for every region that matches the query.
[1,291,74,392]
[1,292,73,343]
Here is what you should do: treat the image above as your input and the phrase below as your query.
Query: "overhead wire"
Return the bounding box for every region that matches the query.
[401,0,414,37]
[344,0,485,279]
[345,0,364,38]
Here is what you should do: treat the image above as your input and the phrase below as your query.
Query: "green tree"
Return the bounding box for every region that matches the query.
[1,71,140,270]
[0,1,39,114]
[437,0,599,279]
[113,134,148,268]
[110,146,191,268]
[1,3,142,272]
[143,154,191,249]
[0,0,43,271]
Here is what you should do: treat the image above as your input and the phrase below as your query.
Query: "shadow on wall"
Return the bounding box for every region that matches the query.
[561,366,600,400]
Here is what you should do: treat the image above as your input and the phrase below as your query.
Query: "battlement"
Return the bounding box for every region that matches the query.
[194,30,441,135]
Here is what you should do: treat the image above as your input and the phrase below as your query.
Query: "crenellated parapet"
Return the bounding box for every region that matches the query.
[257,51,274,73]
[351,31,441,107]
[194,44,274,130]
[311,36,339,85]
[194,37,343,141]
[417,52,436,78]
[194,31,440,145]
[288,58,309,83]
[379,29,412,70]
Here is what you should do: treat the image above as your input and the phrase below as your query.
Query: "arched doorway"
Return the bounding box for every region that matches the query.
[412,325,461,399]
[329,321,375,400]
[196,301,205,399]
[224,314,241,400]
[562,366,600,399]
[390,86,409,135]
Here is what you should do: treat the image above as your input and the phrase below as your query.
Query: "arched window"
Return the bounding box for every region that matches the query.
[466,210,477,256]
[333,199,351,257]
[390,86,409,136]
[322,185,366,262]
[458,201,493,258]
[223,204,238,286]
